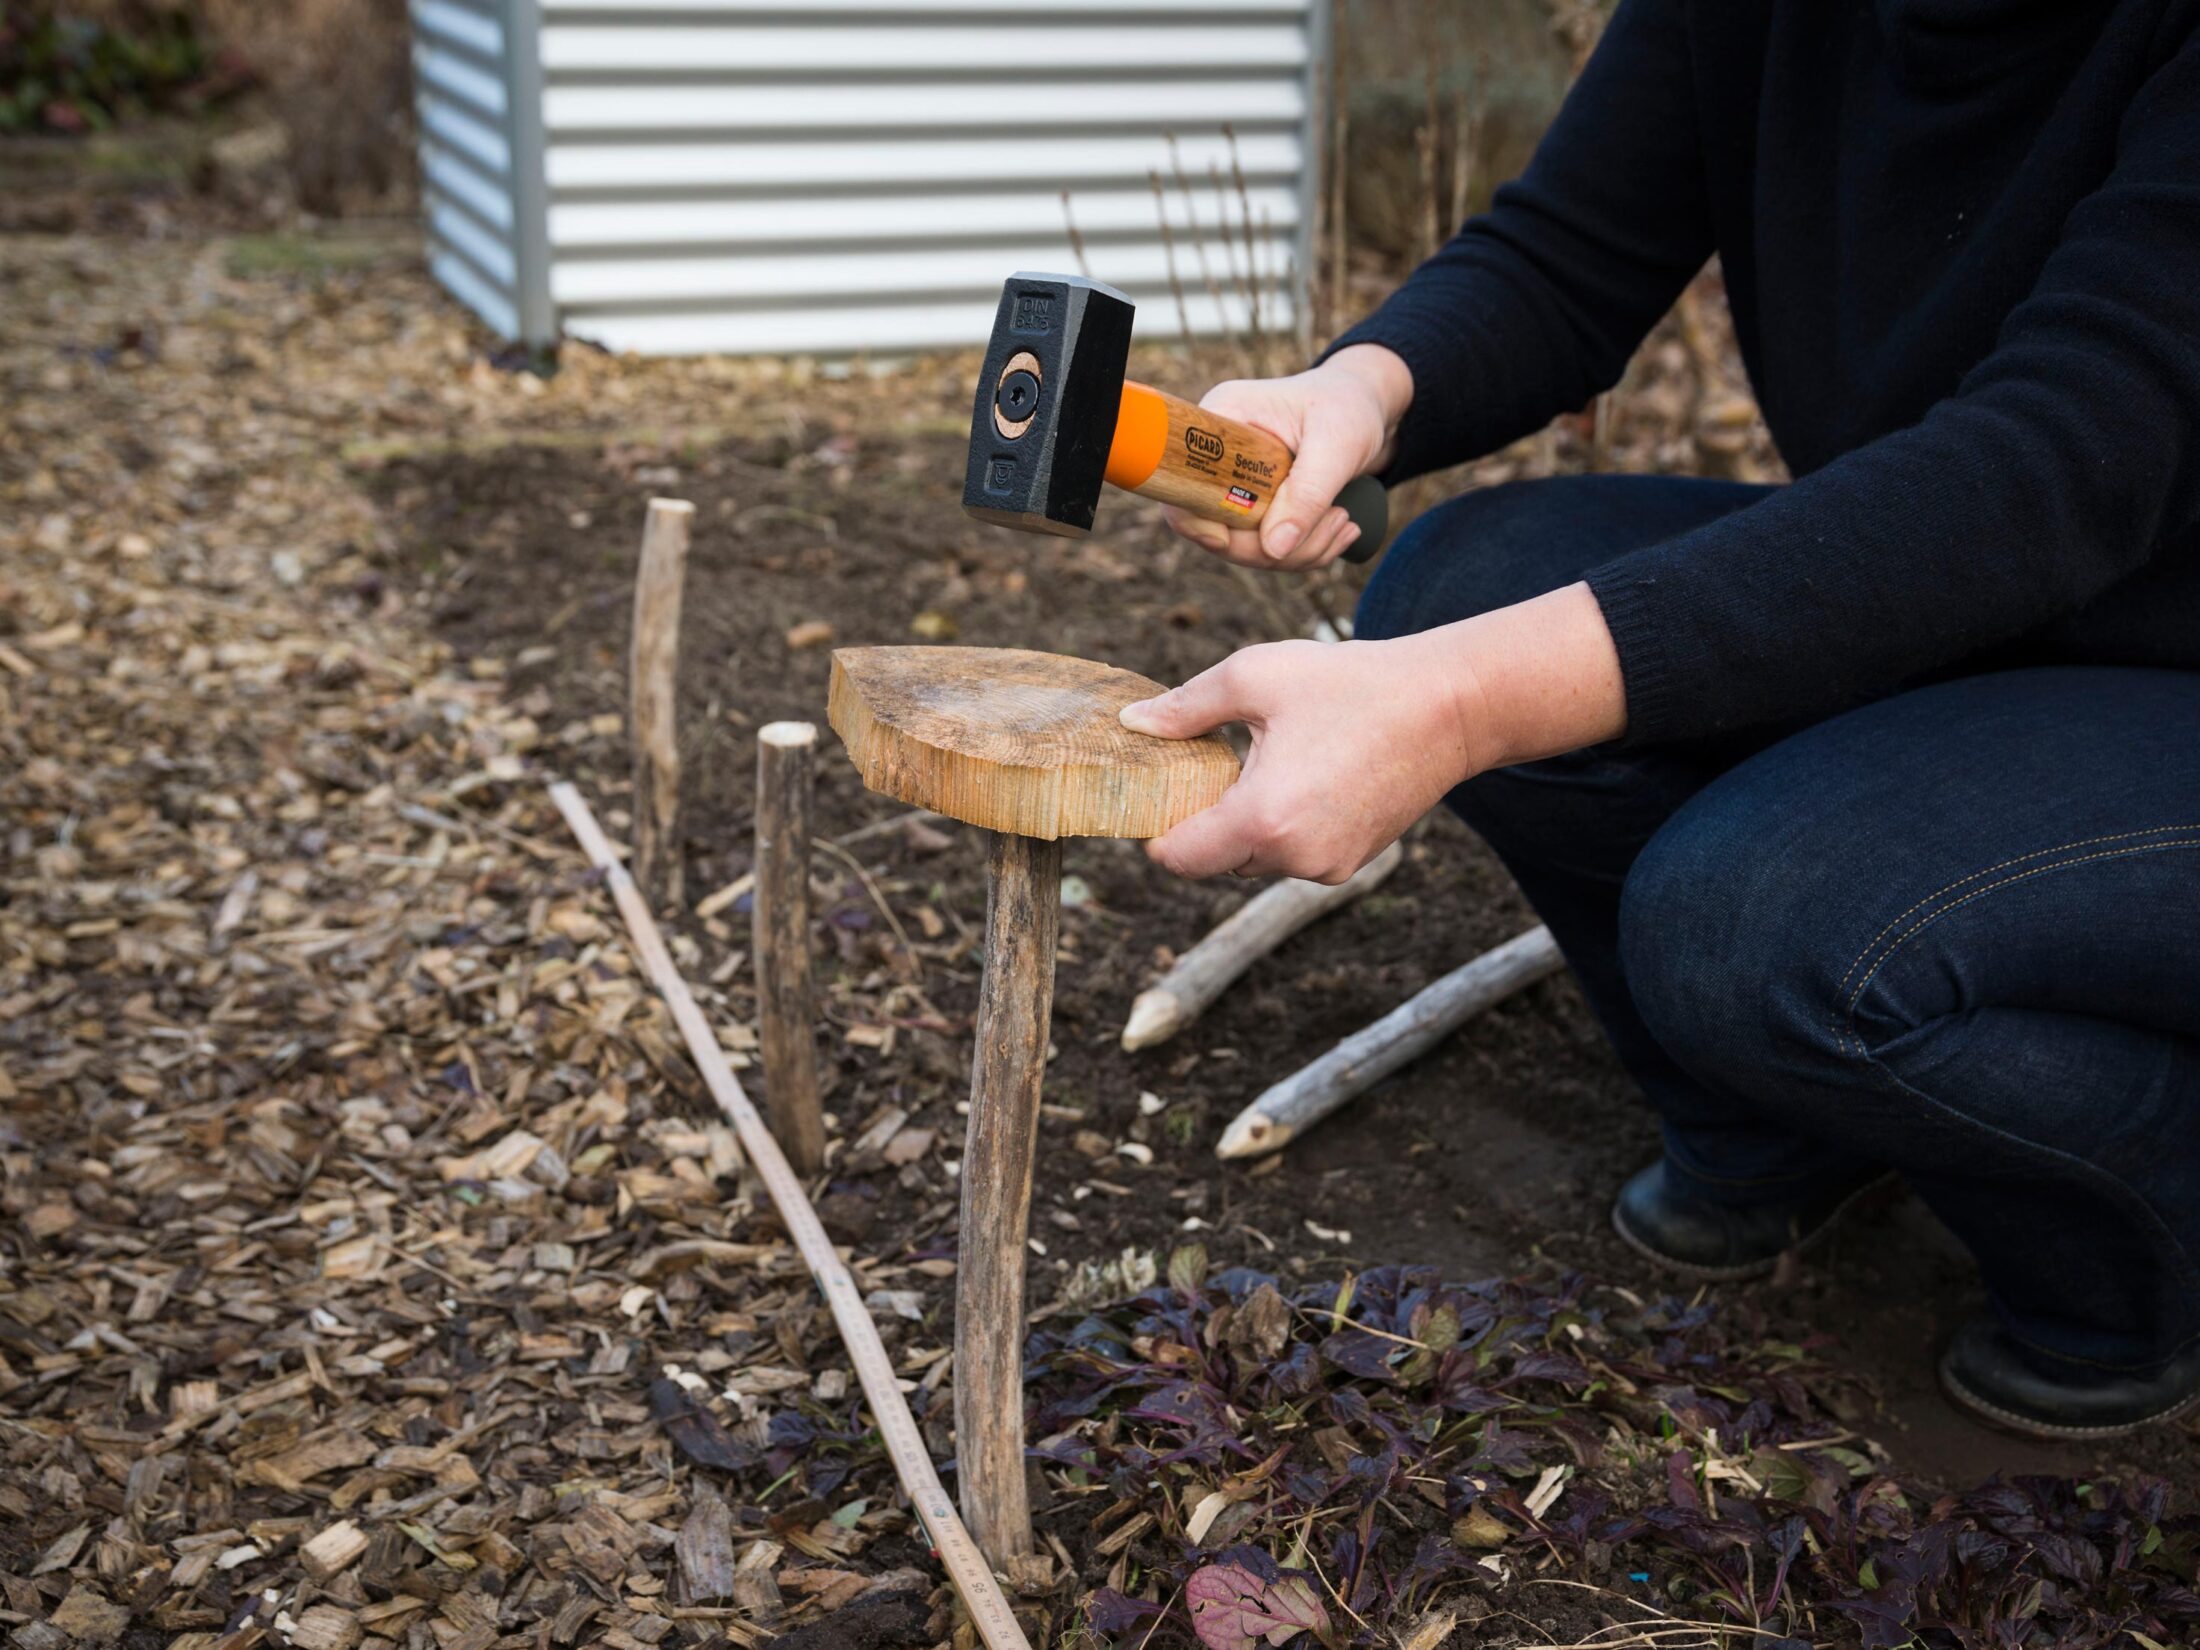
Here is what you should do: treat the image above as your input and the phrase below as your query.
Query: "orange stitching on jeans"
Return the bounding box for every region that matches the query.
[1830,824,2200,1014]
[1837,834,2200,1058]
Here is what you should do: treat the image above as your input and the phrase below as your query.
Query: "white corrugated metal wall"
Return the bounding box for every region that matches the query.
[410,0,1322,355]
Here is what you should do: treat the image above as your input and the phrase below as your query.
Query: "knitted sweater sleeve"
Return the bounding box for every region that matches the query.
[1583,36,2200,741]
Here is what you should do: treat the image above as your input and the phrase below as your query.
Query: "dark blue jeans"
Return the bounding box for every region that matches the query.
[1357,474,2200,1377]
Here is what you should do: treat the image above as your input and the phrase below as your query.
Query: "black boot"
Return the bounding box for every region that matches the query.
[1939,1317,2200,1438]
[1611,1157,1886,1281]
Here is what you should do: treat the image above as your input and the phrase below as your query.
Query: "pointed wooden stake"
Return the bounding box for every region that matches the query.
[1121,840,1404,1051]
[629,497,692,908]
[1216,925,1566,1159]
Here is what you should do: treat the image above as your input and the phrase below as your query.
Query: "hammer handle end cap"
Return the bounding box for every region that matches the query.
[1336,475,1388,565]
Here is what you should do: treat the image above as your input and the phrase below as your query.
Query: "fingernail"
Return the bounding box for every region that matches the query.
[1266,521,1302,560]
[1119,697,1163,733]
[1192,523,1230,552]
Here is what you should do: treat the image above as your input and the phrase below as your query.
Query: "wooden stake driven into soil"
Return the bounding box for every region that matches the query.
[548,782,1033,1650]
[828,645,1236,1565]
[754,721,827,1175]
[629,497,693,908]
[1216,924,1566,1159]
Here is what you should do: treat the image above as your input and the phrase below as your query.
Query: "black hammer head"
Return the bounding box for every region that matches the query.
[962,272,1136,538]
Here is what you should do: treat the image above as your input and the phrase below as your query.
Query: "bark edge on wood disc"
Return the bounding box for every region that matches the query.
[826,645,1237,839]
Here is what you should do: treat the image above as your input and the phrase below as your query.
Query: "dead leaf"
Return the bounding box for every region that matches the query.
[1453,1505,1508,1548]
[648,1376,758,1471]
[1186,1561,1329,1650]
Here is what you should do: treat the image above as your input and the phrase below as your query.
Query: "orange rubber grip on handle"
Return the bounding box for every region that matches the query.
[1103,382,1173,492]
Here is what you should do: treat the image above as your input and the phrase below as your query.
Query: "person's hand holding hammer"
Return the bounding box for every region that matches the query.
[1161,344,1416,570]
[1131,339,1632,882]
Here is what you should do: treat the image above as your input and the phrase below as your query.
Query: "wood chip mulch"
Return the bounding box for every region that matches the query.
[1,238,968,1650]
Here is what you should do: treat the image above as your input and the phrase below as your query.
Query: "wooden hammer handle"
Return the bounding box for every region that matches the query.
[1104,382,1386,562]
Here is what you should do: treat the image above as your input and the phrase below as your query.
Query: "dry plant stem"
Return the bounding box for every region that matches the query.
[1216,925,1566,1159]
[629,497,692,909]
[1121,841,1404,1051]
[956,830,1063,1565]
[1211,160,1256,360]
[1222,129,1268,368]
[1327,3,1351,334]
[1517,1581,1802,1650]
[833,806,950,848]
[810,834,919,962]
[548,782,1034,1650]
[1260,206,1284,352]
[1302,40,1324,358]
[1451,69,1484,232]
[753,722,827,1176]
[1418,25,1442,263]
[1150,170,1196,345]
[1169,132,1242,362]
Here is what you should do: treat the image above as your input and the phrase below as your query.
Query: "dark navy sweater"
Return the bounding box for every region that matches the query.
[1330,0,2200,744]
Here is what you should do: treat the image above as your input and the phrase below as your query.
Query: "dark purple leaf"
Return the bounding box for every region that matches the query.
[1087,1588,1166,1636]
[1506,1350,1589,1388]
[1264,1342,1321,1396]
[1318,1329,1401,1383]
[649,1377,759,1472]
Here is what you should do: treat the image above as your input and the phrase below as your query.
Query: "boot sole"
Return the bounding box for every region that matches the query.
[1938,1353,2200,1440]
[1609,1172,1895,1283]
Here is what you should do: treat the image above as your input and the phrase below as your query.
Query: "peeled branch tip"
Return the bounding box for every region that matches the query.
[1215,1111,1290,1162]
[1119,988,1185,1052]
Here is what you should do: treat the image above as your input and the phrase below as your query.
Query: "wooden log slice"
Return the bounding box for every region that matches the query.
[827,646,1237,840]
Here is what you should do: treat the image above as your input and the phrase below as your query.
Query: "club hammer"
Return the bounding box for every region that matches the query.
[961,272,1387,561]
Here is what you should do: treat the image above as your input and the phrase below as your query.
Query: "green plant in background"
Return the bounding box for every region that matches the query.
[0,2,242,135]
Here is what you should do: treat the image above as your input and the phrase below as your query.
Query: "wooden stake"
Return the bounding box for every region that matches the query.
[824,645,1237,1566]
[548,782,1033,1650]
[955,830,1061,1563]
[754,721,827,1176]
[629,497,692,908]
[1121,840,1403,1052]
[1216,925,1565,1160]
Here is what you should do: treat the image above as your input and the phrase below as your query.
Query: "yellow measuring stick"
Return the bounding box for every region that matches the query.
[550,782,1035,1650]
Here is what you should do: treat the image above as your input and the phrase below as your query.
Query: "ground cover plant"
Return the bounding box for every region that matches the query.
[1021,1259,2200,1648]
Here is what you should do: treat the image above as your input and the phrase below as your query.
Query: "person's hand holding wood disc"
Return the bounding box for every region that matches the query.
[1122,582,1628,882]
